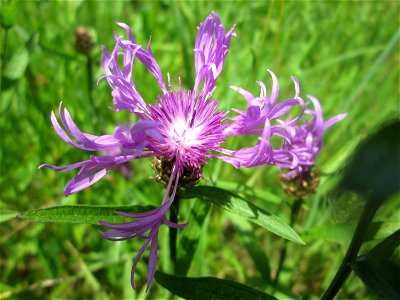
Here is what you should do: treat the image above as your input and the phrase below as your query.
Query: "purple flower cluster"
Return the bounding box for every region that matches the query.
[282,96,347,180]
[41,12,345,290]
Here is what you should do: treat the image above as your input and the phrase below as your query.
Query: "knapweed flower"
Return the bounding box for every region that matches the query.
[280,96,347,198]
[40,12,305,289]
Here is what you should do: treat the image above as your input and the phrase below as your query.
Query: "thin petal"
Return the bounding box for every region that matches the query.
[323,113,347,131]
[146,230,159,291]
[131,239,151,290]
[64,167,109,195]
[193,12,236,96]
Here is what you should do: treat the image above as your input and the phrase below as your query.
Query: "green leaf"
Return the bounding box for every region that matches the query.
[182,186,305,245]
[363,229,400,263]
[18,204,155,225]
[5,48,29,80]
[176,200,211,276]
[351,262,400,300]
[351,230,400,299]
[215,180,281,204]
[341,120,400,202]
[0,209,18,223]
[155,271,277,300]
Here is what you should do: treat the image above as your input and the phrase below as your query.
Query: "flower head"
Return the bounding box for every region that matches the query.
[41,12,307,290]
[280,96,347,199]
[283,96,347,179]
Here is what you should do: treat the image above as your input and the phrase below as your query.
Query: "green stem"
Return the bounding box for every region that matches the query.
[86,54,93,94]
[321,199,380,300]
[169,195,180,272]
[85,54,97,115]
[273,198,303,284]
[85,53,101,126]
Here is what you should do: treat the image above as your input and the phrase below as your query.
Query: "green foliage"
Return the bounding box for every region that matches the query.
[155,271,277,300]
[182,186,305,244]
[18,204,155,225]
[321,122,400,299]
[351,230,400,299]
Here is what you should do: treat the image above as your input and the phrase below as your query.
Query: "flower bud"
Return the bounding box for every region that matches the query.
[75,26,95,54]
[280,168,320,199]
[151,156,201,190]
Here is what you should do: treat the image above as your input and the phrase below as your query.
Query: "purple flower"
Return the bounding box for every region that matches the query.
[217,70,304,169]
[40,12,304,290]
[283,95,347,179]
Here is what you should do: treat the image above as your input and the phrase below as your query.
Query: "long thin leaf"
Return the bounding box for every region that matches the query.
[18,204,155,225]
[181,186,305,244]
[351,231,400,300]
[155,271,277,300]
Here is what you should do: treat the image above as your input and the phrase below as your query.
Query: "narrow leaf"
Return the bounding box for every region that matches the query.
[155,271,277,300]
[182,186,305,244]
[365,229,400,261]
[351,261,400,299]
[176,200,211,276]
[18,204,155,225]
[351,230,400,299]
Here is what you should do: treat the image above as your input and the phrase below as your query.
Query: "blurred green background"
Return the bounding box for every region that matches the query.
[0,0,399,299]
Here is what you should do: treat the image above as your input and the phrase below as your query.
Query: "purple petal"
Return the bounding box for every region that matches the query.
[193,12,236,97]
[269,98,304,121]
[307,95,324,143]
[163,218,189,229]
[114,206,165,219]
[39,160,88,171]
[323,113,347,131]
[64,167,110,195]
[117,23,167,93]
[146,230,159,291]
[131,238,151,290]
[51,103,120,151]
[230,86,255,105]
[267,69,279,107]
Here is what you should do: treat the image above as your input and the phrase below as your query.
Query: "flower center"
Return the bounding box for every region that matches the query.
[148,88,227,174]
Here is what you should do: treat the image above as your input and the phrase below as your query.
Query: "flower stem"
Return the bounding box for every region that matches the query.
[86,54,93,96]
[321,199,380,300]
[273,198,303,285]
[85,53,98,121]
[169,195,180,272]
